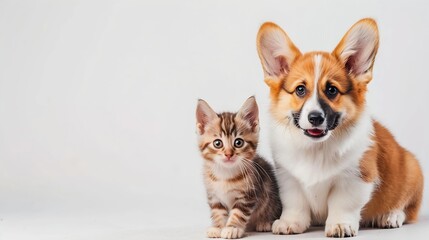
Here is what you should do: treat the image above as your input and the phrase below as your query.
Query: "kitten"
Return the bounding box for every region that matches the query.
[196,96,282,239]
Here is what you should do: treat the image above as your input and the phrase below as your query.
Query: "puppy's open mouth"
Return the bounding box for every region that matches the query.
[304,128,328,138]
[292,112,339,139]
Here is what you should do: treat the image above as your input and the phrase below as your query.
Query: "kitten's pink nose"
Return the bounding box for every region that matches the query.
[225,152,234,161]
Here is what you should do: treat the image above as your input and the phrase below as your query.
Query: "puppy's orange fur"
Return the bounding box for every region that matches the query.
[360,122,423,223]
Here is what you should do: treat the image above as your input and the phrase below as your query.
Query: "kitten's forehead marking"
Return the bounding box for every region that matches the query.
[219,112,238,137]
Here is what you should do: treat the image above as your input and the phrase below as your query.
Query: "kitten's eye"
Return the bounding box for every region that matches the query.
[213,139,223,149]
[234,138,244,148]
[295,85,306,97]
[326,85,338,99]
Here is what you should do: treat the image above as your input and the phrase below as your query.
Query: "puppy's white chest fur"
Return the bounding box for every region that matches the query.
[270,111,374,222]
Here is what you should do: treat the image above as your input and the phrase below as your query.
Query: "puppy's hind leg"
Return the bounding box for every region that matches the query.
[372,210,406,228]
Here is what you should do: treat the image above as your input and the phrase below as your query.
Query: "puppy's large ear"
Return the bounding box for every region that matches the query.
[237,96,259,132]
[333,18,379,83]
[196,99,218,135]
[257,22,301,86]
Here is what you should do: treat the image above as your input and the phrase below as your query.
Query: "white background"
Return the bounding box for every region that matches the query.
[0,0,428,239]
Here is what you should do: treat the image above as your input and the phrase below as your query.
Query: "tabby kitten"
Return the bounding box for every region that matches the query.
[196,96,282,239]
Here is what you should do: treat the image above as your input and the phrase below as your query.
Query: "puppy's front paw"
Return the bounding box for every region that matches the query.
[325,223,357,238]
[221,227,245,239]
[206,227,221,238]
[272,219,308,235]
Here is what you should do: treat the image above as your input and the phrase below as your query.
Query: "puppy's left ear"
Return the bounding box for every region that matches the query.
[237,96,259,132]
[257,22,301,87]
[333,18,379,83]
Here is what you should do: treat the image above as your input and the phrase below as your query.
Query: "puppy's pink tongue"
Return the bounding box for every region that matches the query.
[307,129,324,136]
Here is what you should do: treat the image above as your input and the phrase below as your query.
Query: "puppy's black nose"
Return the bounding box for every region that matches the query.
[308,111,324,126]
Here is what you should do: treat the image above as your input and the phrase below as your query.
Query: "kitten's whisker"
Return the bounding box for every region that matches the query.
[243,157,273,182]
[240,161,257,202]
[240,160,261,201]
[238,163,250,200]
[240,161,257,199]
[242,159,264,187]
[242,158,271,200]
[241,159,262,185]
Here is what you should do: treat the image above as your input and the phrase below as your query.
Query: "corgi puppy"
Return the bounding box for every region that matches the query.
[256,18,423,237]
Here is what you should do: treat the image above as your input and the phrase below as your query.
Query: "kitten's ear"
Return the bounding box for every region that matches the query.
[333,18,379,84]
[257,22,301,87]
[238,96,259,132]
[196,99,218,135]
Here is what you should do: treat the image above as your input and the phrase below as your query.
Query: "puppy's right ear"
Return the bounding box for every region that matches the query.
[196,99,218,135]
[257,22,301,86]
[333,18,379,84]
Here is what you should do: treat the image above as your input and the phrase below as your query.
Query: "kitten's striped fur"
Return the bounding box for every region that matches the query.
[196,97,282,239]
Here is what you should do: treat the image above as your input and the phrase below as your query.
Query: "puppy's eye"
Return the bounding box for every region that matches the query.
[213,139,223,149]
[326,86,338,98]
[234,138,244,148]
[295,85,306,97]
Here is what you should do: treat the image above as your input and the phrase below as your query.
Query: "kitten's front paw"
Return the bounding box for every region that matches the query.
[206,227,221,238]
[272,219,308,235]
[221,227,245,239]
[325,223,357,238]
[255,222,272,232]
